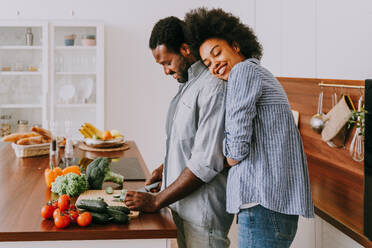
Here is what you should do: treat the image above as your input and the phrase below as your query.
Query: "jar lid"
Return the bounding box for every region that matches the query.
[17,120,28,125]
[0,115,11,119]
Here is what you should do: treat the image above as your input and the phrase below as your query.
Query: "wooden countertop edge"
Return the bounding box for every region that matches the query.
[315,207,372,248]
[0,229,178,242]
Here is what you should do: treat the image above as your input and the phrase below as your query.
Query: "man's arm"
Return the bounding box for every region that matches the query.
[125,80,226,212]
[124,167,203,212]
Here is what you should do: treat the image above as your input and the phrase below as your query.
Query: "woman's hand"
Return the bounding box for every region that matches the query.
[226,157,239,166]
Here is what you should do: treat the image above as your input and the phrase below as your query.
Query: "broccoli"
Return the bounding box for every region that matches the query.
[86,157,124,189]
[51,172,88,197]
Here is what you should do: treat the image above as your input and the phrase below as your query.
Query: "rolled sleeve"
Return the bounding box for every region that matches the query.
[225,62,262,161]
[187,83,226,183]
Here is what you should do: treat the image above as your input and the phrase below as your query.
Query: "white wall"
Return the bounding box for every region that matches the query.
[1,0,370,173]
[0,1,371,247]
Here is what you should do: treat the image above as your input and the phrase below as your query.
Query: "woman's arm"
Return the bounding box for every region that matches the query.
[224,62,262,162]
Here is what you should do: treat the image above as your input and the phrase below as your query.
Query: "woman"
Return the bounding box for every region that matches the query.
[184,8,314,248]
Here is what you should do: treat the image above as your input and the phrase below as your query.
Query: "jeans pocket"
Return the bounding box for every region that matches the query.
[269,210,299,241]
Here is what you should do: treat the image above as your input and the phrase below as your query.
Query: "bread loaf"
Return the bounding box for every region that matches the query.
[17,136,45,145]
[2,132,40,143]
[31,126,51,139]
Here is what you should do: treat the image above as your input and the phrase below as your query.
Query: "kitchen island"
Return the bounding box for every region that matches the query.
[0,141,177,248]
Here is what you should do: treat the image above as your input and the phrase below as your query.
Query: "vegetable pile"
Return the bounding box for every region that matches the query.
[41,194,92,228]
[76,198,130,224]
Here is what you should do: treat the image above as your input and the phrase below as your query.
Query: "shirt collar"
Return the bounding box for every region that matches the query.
[188,60,205,80]
[246,58,260,65]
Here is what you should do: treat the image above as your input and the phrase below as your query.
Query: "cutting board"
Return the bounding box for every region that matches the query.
[77,190,139,218]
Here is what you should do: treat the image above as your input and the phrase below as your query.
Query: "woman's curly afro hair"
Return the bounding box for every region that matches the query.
[184,8,263,60]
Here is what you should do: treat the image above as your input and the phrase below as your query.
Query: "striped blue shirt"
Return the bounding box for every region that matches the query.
[224,58,314,218]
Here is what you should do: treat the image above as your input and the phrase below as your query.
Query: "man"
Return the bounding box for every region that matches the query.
[124,16,233,247]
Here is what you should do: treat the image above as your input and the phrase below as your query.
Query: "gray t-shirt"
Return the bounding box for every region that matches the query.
[163,61,233,230]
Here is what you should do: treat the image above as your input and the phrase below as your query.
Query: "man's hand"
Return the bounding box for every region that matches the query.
[145,164,163,192]
[124,191,160,212]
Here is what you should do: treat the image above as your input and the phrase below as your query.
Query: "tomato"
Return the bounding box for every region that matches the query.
[58,195,70,212]
[54,214,71,228]
[77,212,92,227]
[41,205,55,219]
[69,205,76,211]
[53,208,61,219]
[51,200,58,210]
[69,210,79,222]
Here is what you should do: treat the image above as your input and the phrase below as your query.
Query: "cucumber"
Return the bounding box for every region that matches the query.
[107,205,130,215]
[105,186,114,194]
[90,212,110,224]
[76,199,108,213]
[107,208,129,224]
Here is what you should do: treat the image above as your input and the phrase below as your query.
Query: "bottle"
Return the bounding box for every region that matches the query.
[25,28,33,46]
[64,138,74,167]
[16,120,28,133]
[50,139,58,168]
[0,115,11,137]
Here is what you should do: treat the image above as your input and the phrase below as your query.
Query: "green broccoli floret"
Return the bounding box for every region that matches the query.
[51,173,88,197]
[86,157,124,189]
[51,175,68,195]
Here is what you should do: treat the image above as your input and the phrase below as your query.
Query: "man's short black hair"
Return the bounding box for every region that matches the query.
[149,16,186,54]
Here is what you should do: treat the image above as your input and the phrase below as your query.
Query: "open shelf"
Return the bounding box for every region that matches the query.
[0,72,41,75]
[0,46,42,50]
[0,104,42,109]
[55,72,96,76]
[55,46,96,50]
[56,104,96,108]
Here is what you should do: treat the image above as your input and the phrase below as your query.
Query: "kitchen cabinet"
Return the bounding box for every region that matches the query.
[0,21,48,130]
[0,21,104,139]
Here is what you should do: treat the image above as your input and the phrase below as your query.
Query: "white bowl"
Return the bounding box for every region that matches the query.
[83,137,124,148]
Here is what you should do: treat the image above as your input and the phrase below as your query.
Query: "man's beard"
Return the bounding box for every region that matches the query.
[177,57,191,83]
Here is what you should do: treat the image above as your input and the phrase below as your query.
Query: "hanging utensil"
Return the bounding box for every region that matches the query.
[349,95,364,162]
[310,90,325,133]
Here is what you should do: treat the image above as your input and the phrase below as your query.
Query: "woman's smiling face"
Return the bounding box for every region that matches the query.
[199,38,246,81]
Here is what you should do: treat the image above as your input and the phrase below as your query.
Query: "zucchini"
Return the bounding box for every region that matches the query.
[107,208,129,224]
[107,205,130,215]
[90,212,110,224]
[76,199,108,213]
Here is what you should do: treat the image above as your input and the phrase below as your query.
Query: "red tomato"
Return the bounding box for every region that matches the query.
[54,214,71,228]
[69,205,77,211]
[41,205,54,219]
[77,212,92,227]
[58,195,70,212]
[69,210,79,222]
[53,208,61,219]
[51,200,58,209]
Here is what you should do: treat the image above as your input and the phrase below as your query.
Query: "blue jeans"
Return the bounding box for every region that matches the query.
[238,205,299,248]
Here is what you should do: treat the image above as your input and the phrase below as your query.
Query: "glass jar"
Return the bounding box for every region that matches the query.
[0,115,11,137]
[16,120,28,133]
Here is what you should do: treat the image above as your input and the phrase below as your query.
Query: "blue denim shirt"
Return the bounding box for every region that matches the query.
[163,61,233,229]
[224,59,314,218]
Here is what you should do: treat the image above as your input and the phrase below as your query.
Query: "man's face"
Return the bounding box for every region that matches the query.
[152,44,190,83]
